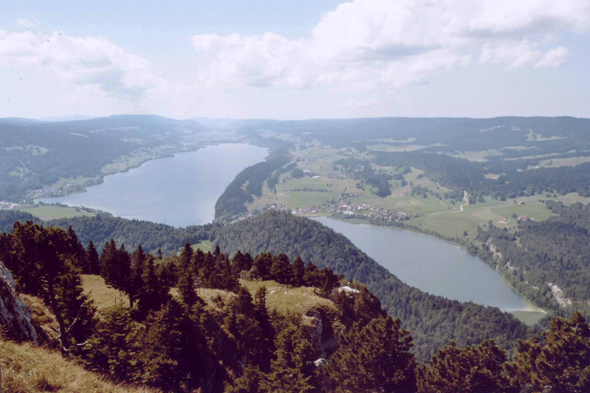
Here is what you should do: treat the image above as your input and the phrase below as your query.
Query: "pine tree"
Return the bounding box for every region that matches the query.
[292,256,305,286]
[224,287,268,368]
[86,305,140,380]
[139,299,210,391]
[86,240,101,275]
[271,254,293,284]
[329,316,417,393]
[102,242,132,306]
[232,250,253,275]
[178,268,198,307]
[263,324,316,393]
[180,242,193,270]
[128,245,147,308]
[251,253,272,280]
[67,225,87,272]
[226,363,263,393]
[135,255,170,320]
[0,222,96,354]
[254,286,275,372]
[508,311,590,392]
[418,340,515,393]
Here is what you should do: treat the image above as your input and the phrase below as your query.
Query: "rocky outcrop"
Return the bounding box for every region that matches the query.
[303,306,340,359]
[0,261,38,343]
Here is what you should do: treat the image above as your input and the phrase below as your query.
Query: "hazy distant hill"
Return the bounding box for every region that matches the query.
[0,115,212,202]
[37,114,95,122]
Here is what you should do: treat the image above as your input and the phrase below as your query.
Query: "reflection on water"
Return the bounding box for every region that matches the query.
[313,217,531,311]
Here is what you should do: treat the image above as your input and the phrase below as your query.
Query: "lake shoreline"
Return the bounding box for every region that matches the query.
[307,214,547,321]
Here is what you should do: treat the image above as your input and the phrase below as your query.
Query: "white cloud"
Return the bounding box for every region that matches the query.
[0,29,158,101]
[191,0,590,92]
[15,19,37,29]
[535,46,570,68]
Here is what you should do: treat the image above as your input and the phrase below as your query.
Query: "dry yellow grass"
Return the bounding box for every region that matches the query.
[82,275,130,311]
[82,274,336,316]
[0,340,158,393]
[240,280,337,314]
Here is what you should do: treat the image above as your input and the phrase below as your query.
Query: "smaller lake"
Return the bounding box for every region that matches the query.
[40,144,268,227]
[313,217,532,311]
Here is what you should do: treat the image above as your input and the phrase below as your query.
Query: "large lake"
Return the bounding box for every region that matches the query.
[313,217,532,311]
[40,144,268,227]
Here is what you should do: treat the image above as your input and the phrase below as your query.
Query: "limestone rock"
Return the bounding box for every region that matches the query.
[0,261,38,343]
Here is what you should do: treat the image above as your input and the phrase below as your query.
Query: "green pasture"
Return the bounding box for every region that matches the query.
[19,206,94,221]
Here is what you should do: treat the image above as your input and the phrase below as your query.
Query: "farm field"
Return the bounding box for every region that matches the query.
[247,144,590,242]
[18,205,94,221]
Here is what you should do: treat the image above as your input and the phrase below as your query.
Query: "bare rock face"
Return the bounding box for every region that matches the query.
[303,307,339,359]
[0,261,38,344]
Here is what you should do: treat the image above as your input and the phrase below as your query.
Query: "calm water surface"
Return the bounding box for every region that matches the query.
[40,144,267,227]
[313,217,531,311]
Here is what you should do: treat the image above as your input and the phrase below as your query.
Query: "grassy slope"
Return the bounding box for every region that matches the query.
[82,274,335,316]
[0,340,157,393]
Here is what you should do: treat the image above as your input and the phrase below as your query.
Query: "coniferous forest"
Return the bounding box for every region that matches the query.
[1,219,590,392]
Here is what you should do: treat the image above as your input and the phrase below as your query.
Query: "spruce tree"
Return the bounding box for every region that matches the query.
[180,242,193,270]
[102,242,132,306]
[135,255,170,320]
[263,324,316,393]
[226,363,263,393]
[418,340,515,393]
[128,245,147,308]
[329,316,417,393]
[508,311,590,392]
[178,268,198,307]
[270,253,293,284]
[86,240,101,275]
[0,222,96,354]
[292,256,305,286]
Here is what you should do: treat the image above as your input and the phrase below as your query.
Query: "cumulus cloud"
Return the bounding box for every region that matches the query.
[191,0,589,91]
[0,29,157,101]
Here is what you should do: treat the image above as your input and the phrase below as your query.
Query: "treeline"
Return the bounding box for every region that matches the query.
[214,150,291,221]
[210,210,531,362]
[477,201,590,316]
[2,220,590,392]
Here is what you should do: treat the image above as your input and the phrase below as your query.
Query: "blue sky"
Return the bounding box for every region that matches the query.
[1,0,589,119]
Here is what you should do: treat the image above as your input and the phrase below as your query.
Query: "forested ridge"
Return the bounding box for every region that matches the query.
[210,210,532,362]
[477,201,590,316]
[47,214,212,255]
[214,149,291,221]
[1,219,590,393]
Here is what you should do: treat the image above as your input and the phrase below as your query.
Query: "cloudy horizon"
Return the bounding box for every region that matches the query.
[2,0,589,120]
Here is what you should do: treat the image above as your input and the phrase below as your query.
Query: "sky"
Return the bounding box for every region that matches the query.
[1,0,589,120]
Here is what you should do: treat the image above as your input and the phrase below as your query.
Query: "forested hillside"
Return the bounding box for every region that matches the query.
[210,210,532,361]
[477,201,590,316]
[0,115,210,202]
[215,149,292,221]
[0,210,41,233]
[47,215,212,255]
[1,220,589,393]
